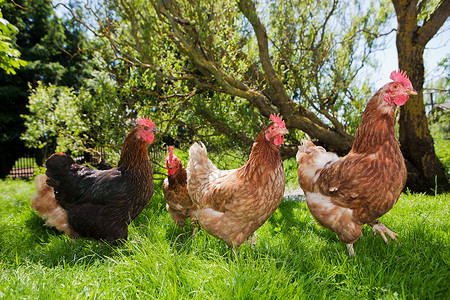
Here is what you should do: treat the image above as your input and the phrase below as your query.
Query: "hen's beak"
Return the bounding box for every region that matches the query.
[408,89,418,95]
[152,127,159,132]
[279,128,289,135]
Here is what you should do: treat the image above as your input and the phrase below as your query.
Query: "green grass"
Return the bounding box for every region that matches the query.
[0,178,448,299]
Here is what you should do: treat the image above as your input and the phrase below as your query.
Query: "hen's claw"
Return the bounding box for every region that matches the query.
[346,244,355,257]
[246,234,256,248]
[370,221,398,244]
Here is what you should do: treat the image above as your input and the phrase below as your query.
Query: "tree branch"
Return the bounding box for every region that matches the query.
[86,0,356,154]
[416,0,450,46]
[237,0,293,116]
[187,102,255,147]
[152,0,277,116]
[53,3,101,38]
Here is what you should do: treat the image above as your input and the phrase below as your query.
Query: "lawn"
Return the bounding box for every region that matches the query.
[0,178,448,299]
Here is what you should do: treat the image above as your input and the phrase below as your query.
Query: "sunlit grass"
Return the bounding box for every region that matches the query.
[0,179,448,299]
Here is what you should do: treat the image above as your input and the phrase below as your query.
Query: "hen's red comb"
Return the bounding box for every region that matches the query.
[137,117,155,127]
[270,113,286,128]
[390,70,412,89]
[168,146,174,162]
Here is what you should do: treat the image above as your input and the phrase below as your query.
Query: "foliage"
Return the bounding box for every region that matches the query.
[21,69,137,165]
[266,0,387,134]
[76,66,137,164]
[21,83,87,157]
[426,54,450,178]
[416,0,446,25]
[283,157,299,191]
[61,0,395,157]
[0,0,94,177]
[426,54,450,107]
[0,0,27,74]
[0,178,449,299]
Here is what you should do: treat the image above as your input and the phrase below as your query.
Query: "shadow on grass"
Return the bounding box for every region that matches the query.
[156,199,346,260]
[268,200,340,243]
[19,190,171,268]
[0,211,123,268]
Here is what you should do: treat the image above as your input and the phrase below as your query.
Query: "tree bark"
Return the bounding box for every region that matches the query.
[392,0,450,192]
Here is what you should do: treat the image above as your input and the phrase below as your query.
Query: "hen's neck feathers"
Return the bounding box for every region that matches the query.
[351,89,397,154]
[118,127,151,172]
[237,127,282,177]
[168,166,187,186]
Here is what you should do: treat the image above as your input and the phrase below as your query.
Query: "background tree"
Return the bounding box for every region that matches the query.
[54,0,448,191]
[72,0,390,155]
[21,83,86,160]
[0,0,92,177]
[13,0,449,192]
[0,0,26,74]
[392,0,449,192]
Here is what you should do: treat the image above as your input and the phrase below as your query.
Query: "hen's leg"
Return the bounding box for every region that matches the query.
[245,233,256,248]
[346,244,355,257]
[368,219,398,244]
[190,216,199,237]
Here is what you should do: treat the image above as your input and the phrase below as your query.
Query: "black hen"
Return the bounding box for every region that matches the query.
[32,118,157,243]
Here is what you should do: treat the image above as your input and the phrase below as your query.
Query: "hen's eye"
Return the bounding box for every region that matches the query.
[144,126,149,131]
[393,84,398,90]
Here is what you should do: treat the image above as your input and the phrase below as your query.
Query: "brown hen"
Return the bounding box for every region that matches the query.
[187,114,288,248]
[296,70,417,256]
[163,146,198,231]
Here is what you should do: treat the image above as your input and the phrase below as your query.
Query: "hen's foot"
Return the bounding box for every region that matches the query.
[346,244,355,257]
[249,234,256,248]
[369,220,398,244]
[244,234,256,248]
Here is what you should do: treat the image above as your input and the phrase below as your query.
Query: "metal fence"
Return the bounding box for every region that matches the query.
[9,147,167,179]
[9,155,36,179]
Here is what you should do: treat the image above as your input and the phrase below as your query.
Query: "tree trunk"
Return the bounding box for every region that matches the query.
[393,0,450,193]
[397,47,447,192]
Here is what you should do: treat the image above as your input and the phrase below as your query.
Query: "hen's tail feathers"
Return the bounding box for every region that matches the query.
[296,140,339,191]
[31,174,75,238]
[188,142,208,166]
[296,139,317,162]
[188,142,221,172]
[187,142,220,204]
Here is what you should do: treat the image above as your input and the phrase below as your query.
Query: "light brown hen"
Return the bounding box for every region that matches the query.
[187,114,288,248]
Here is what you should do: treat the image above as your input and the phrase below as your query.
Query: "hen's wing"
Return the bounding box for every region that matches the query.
[164,178,191,211]
[316,152,390,209]
[45,153,127,209]
[296,140,339,192]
